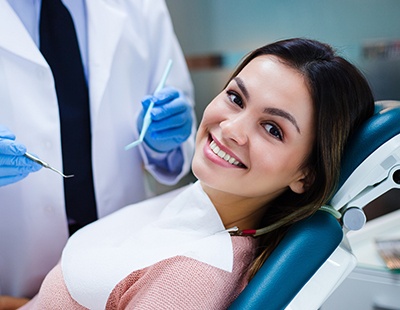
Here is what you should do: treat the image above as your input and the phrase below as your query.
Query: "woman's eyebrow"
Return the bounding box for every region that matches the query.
[264,107,301,133]
[233,77,249,100]
[233,76,300,133]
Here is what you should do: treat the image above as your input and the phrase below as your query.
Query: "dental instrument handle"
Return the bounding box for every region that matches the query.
[139,59,173,136]
[154,59,173,93]
[125,59,173,150]
[24,152,74,178]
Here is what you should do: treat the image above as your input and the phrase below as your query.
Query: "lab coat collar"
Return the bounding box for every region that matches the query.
[62,181,233,309]
[85,0,127,119]
[0,1,47,67]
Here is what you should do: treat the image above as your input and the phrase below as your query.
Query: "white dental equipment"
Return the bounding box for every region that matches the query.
[24,152,74,178]
[125,59,173,150]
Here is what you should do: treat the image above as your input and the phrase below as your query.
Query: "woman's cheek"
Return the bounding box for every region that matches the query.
[206,102,227,123]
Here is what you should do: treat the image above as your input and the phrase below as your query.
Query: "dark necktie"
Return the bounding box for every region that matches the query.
[40,0,97,233]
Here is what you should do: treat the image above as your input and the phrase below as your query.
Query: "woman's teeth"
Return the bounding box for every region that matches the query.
[209,140,242,166]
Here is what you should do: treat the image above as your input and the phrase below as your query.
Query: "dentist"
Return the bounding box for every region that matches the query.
[0,0,195,300]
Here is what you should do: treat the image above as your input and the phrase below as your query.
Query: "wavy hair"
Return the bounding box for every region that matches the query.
[226,38,375,278]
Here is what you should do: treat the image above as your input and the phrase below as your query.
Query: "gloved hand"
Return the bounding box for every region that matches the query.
[0,125,42,187]
[138,87,193,153]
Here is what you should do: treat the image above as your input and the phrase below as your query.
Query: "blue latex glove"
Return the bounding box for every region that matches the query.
[138,87,193,153]
[0,125,42,187]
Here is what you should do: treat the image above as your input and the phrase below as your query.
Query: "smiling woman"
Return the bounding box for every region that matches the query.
[217,38,375,278]
[192,55,314,211]
[8,38,374,310]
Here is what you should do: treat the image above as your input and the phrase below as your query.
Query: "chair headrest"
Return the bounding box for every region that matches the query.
[332,100,400,210]
[338,100,400,189]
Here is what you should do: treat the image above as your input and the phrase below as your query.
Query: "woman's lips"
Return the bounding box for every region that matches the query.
[206,136,247,168]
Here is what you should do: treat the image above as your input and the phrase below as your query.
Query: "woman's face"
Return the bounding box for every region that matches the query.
[192,55,315,212]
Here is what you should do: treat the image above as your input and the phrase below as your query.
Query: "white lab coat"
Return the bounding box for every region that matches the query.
[0,0,195,298]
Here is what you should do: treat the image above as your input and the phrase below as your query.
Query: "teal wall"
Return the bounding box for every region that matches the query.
[167,0,400,59]
[166,0,400,122]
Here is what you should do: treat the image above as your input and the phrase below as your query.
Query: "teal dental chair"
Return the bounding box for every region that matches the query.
[229,101,400,310]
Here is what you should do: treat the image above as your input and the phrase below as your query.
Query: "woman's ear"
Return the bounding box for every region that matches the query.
[289,168,315,194]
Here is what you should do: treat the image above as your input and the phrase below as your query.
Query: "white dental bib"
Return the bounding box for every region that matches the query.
[61,181,233,309]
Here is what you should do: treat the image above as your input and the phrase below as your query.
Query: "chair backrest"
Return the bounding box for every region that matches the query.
[229,210,343,310]
[229,101,400,310]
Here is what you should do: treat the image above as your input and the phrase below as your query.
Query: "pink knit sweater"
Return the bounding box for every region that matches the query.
[20,236,257,309]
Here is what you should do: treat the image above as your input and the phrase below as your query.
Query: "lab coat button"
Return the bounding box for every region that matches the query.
[44,206,54,213]
[36,68,46,79]
[44,141,52,149]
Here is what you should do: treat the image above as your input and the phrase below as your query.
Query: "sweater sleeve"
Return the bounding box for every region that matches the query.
[106,237,256,310]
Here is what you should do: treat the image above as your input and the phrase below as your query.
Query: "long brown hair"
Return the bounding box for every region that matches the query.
[226,38,375,278]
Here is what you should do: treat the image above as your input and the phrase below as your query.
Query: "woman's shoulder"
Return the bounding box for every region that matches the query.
[231,236,258,258]
[107,237,257,309]
[230,236,258,274]
[108,251,254,310]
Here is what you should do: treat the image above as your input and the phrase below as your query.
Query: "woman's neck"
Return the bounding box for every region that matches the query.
[199,182,269,230]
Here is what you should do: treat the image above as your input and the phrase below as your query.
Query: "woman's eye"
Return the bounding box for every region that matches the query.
[263,123,283,140]
[227,91,243,108]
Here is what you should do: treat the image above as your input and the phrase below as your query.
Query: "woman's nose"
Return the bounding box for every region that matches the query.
[220,117,249,145]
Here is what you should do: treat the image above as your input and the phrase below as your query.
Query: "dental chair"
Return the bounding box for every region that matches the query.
[229,100,400,310]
